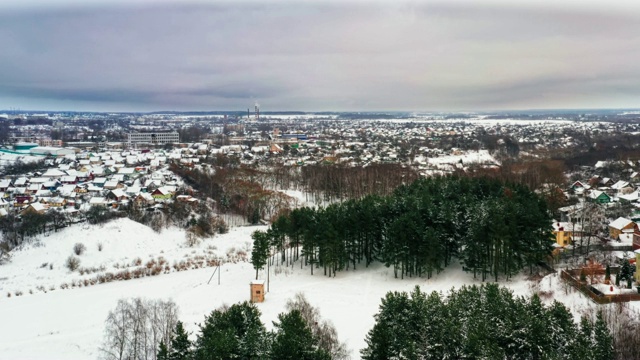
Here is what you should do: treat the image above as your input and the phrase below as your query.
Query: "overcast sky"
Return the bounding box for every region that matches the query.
[1,0,640,112]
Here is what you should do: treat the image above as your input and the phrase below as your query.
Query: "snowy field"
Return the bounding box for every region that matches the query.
[0,218,632,359]
[425,149,496,165]
[0,151,42,168]
[0,218,258,296]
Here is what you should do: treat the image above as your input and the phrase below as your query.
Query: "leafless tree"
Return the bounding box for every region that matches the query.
[100,298,179,360]
[285,293,350,360]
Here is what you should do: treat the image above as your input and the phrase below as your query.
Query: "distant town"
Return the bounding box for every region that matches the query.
[3,108,640,359]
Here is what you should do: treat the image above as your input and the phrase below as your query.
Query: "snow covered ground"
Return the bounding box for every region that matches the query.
[0,218,258,296]
[0,151,42,168]
[1,218,636,359]
[425,149,496,166]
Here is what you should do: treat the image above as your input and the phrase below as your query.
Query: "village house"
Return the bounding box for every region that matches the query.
[151,186,174,201]
[0,179,12,192]
[588,190,611,204]
[552,221,582,247]
[608,217,636,240]
[20,202,48,215]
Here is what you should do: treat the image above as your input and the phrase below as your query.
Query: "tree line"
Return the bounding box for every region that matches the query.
[361,283,614,360]
[101,286,622,360]
[253,176,553,281]
[101,294,348,360]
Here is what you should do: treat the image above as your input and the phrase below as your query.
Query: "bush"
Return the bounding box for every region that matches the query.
[0,242,11,265]
[66,256,81,271]
[73,243,86,256]
[97,242,103,252]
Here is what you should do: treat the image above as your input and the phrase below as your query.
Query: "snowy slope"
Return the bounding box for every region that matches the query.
[1,227,532,360]
[2,219,637,359]
[0,218,259,296]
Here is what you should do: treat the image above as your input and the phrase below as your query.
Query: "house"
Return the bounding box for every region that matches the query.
[176,194,199,205]
[609,217,636,239]
[43,196,66,208]
[60,175,78,184]
[27,183,43,194]
[106,189,129,202]
[619,191,639,203]
[611,180,631,191]
[633,226,640,250]
[118,167,136,178]
[588,190,611,204]
[134,193,155,205]
[42,168,66,178]
[103,180,120,190]
[151,187,174,201]
[552,221,582,247]
[569,180,589,191]
[124,186,142,197]
[599,177,614,187]
[14,177,27,187]
[93,177,107,187]
[20,202,48,215]
[0,179,12,191]
[89,197,109,207]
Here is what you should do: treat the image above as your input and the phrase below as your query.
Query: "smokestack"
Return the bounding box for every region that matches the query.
[248,108,250,119]
[255,103,259,120]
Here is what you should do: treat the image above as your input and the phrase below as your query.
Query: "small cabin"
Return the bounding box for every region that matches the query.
[250,280,265,303]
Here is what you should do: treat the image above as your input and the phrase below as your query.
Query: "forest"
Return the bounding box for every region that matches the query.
[361,283,614,360]
[253,176,554,281]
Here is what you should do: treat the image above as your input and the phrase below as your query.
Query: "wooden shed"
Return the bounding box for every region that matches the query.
[250,280,265,303]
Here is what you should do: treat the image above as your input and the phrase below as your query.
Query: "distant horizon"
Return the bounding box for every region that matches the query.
[1,107,640,115]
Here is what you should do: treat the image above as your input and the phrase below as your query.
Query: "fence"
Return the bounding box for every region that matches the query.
[560,269,640,304]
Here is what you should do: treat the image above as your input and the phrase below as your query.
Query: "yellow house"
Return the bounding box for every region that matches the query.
[635,250,640,283]
[552,222,581,247]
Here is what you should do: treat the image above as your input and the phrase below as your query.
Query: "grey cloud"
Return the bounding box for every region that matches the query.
[0,1,639,111]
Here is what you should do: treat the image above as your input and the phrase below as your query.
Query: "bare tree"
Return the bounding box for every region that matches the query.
[285,293,350,360]
[101,298,179,360]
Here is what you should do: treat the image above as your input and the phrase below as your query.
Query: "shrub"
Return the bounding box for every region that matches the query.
[73,243,86,256]
[66,256,81,271]
[97,242,103,252]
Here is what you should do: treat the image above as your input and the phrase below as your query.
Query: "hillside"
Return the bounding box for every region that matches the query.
[0,218,606,359]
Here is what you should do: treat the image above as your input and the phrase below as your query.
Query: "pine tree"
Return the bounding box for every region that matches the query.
[573,316,594,359]
[619,259,633,282]
[251,230,270,280]
[193,302,269,360]
[593,311,614,360]
[271,309,330,360]
[158,340,170,360]
[170,321,191,360]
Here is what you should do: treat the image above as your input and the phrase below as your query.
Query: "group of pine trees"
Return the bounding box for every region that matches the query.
[253,176,553,281]
[154,296,347,360]
[361,283,614,360]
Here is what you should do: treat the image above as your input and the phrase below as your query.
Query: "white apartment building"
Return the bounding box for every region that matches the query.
[127,132,179,147]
